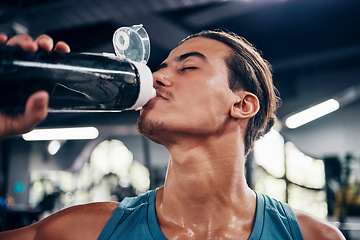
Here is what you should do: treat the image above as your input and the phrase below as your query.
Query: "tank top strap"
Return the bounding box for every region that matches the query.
[248,191,265,240]
[280,202,304,240]
[97,198,132,240]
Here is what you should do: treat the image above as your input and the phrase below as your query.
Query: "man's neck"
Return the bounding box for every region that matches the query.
[155,134,257,239]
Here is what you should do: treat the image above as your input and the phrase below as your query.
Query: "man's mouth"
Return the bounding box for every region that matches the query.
[155,89,170,100]
[141,89,171,111]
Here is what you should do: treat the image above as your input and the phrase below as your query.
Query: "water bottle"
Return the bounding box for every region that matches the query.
[0,25,155,115]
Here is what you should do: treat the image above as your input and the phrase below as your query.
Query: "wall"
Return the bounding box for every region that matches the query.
[281,99,360,159]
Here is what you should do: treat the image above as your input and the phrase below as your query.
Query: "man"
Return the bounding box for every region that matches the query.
[0,31,345,239]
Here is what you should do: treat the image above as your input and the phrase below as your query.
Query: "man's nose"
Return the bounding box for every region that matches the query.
[153,70,172,88]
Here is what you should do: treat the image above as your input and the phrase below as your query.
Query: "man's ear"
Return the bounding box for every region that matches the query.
[230,92,260,119]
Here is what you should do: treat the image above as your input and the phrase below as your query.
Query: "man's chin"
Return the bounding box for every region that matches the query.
[137,113,162,143]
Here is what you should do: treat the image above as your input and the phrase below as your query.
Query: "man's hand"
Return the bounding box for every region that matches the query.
[0,33,70,139]
[0,91,49,139]
[1,33,70,52]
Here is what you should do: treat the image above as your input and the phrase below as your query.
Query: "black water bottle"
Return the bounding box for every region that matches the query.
[0,45,155,115]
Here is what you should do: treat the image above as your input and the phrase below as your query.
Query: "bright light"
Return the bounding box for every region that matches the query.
[48,140,61,155]
[285,99,340,129]
[23,127,99,141]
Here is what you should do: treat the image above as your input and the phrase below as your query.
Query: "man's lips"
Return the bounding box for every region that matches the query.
[155,89,170,100]
[142,89,170,110]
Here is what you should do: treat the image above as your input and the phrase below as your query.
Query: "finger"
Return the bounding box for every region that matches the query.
[0,91,48,138]
[35,34,54,52]
[0,33,8,44]
[19,91,49,134]
[6,34,38,52]
[25,91,49,125]
[54,41,71,53]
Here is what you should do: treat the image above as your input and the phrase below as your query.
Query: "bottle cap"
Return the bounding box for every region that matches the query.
[127,61,156,111]
[113,24,150,64]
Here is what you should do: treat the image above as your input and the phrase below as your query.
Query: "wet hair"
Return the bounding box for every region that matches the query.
[181,30,281,156]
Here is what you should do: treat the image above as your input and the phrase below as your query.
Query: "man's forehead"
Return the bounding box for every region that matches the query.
[168,37,230,61]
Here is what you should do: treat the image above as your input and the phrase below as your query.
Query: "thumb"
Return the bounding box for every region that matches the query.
[23,91,49,132]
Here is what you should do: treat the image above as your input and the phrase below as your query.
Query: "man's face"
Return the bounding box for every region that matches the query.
[137,37,238,144]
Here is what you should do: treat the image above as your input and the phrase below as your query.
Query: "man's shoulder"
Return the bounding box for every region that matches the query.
[292,208,345,240]
[33,201,119,240]
[70,201,120,215]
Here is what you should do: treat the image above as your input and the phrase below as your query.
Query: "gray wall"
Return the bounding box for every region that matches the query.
[281,99,360,159]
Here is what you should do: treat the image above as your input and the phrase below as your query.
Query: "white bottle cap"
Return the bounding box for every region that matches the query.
[113,24,150,64]
[127,61,155,110]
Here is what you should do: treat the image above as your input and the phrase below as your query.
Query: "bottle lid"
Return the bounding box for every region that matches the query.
[113,24,150,64]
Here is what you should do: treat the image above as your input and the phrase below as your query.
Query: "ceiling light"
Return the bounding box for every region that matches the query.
[48,140,62,155]
[22,127,99,141]
[285,99,340,129]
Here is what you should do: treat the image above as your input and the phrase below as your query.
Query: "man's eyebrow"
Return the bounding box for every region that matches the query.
[156,51,208,71]
[176,51,208,62]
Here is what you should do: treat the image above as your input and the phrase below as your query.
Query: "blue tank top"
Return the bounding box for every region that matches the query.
[97,189,304,240]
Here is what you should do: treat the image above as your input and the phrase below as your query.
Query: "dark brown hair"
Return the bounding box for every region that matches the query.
[181,30,281,155]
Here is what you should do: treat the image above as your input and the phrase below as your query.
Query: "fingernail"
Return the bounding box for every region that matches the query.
[42,38,53,51]
[43,37,53,46]
[35,98,46,108]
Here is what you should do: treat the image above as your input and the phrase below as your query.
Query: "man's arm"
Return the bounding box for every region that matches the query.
[294,209,345,240]
[0,202,118,240]
[0,33,70,139]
